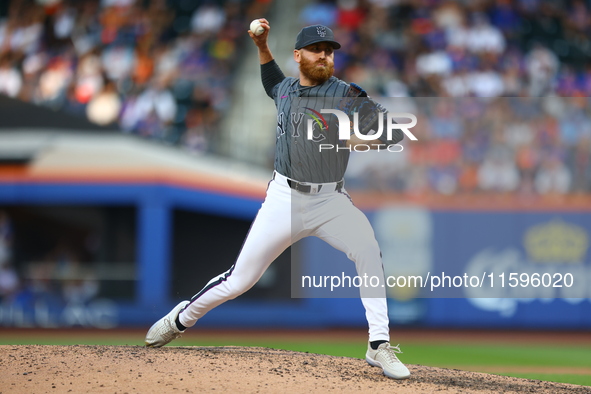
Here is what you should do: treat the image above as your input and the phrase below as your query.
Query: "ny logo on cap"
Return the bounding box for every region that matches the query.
[316,26,327,37]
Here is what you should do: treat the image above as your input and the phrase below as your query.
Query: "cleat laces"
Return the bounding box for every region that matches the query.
[379,344,403,364]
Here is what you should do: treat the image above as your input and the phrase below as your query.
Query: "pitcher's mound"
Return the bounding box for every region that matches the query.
[0,345,588,393]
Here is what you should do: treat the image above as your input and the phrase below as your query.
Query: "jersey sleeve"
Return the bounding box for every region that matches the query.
[357,85,404,145]
[342,82,404,146]
[261,59,286,99]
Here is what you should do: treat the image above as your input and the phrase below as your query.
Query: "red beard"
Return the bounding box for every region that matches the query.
[299,55,334,85]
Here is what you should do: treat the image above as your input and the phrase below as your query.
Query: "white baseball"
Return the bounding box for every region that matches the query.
[250,19,264,36]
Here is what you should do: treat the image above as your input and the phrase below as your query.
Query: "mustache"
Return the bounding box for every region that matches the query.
[300,55,334,84]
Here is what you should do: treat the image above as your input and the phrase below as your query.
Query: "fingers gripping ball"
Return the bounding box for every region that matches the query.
[250,19,264,36]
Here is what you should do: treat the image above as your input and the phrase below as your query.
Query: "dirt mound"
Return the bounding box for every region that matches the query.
[1,345,589,393]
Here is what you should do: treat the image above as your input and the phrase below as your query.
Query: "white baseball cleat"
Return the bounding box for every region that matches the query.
[145,301,189,347]
[365,342,411,379]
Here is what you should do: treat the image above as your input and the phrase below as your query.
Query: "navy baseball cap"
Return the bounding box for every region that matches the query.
[295,25,341,50]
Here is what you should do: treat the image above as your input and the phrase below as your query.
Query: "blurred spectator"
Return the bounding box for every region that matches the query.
[73,52,104,105]
[525,43,559,97]
[429,101,463,139]
[0,55,23,98]
[465,13,506,55]
[34,53,73,108]
[336,0,365,31]
[130,79,177,138]
[568,138,591,193]
[0,211,19,301]
[86,81,121,125]
[0,210,13,270]
[101,45,135,81]
[0,261,19,300]
[442,68,469,97]
[467,63,504,97]
[415,46,453,77]
[457,160,479,193]
[489,0,523,39]
[300,0,338,26]
[182,108,209,155]
[191,3,226,35]
[477,149,520,192]
[535,156,573,194]
[429,163,460,195]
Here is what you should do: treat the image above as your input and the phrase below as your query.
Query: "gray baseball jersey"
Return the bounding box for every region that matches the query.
[271,76,350,183]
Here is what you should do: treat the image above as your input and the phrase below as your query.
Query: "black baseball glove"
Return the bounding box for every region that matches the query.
[336,82,387,136]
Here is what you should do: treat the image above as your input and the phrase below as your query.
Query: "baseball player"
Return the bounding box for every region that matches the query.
[145,20,410,380]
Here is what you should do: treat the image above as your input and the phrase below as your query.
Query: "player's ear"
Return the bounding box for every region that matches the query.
[293,49,301,63]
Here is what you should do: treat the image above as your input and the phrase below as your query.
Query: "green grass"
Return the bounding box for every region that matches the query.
[2,334,590,387]
[399,343,591,368]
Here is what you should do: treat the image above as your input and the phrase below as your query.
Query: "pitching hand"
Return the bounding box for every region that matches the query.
[248,18,270,47]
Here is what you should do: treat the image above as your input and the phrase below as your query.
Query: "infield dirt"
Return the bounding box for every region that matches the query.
[1,344,590,393]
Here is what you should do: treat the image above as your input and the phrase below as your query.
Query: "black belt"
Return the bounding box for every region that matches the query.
[273,172,344,194]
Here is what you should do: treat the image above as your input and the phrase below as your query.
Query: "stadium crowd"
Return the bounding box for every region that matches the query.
[0,0,590,195]
[299,0,591,196]
[0,0,269,153]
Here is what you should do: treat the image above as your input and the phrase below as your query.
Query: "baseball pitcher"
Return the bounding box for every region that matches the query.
[145,20,410,380]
